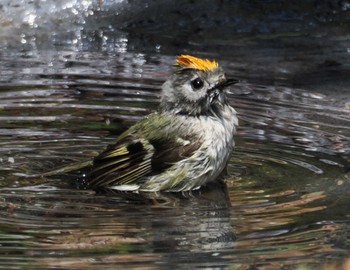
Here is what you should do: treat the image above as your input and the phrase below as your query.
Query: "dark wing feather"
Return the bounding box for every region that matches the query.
[150,138,202,172]
[89,127,202,189]
[89,135,154,188]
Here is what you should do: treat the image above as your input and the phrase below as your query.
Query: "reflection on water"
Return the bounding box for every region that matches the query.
[0,49,349,269]
[0,183,233,269]
[0,178,349,269]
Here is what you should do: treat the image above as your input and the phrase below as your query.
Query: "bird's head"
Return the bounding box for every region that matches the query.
[160,54,236,116]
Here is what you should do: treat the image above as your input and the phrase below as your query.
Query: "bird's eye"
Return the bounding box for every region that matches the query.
[190,77,204,90]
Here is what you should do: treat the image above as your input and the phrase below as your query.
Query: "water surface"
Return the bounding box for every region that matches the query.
[0,48,349,270]
[1,1,350,269]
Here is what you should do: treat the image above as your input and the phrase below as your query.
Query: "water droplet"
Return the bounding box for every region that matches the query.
[26,13,36,26]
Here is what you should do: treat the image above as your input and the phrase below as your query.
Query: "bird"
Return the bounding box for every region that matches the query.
[88,54,238,192]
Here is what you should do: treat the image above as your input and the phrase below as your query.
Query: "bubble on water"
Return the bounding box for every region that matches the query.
[71,8,79,15]
[24,13,36,26]
[20,34,27,44]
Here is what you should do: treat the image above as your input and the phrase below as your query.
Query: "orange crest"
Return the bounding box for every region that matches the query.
[176,54,218,71]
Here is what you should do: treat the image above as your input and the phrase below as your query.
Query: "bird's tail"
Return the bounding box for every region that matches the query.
[16,160,93,178]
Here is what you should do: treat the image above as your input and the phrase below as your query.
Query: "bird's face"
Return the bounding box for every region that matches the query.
[160,55,234,116]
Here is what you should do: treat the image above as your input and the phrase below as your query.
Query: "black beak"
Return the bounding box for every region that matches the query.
[217,78,239,90]
[208,78,239,92]
[207,78,239,104]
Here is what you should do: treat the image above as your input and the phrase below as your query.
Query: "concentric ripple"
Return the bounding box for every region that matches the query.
[0,49,349,270]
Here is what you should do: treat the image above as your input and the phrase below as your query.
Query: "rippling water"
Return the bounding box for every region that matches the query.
[0,49,349,270]
[1,1,350,269]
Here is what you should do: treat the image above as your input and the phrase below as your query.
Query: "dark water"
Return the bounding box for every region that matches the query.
[1,49,349,270]
[1,1,350,270]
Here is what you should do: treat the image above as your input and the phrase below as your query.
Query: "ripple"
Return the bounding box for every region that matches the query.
[0,182,347,269]
[0,49,349,269]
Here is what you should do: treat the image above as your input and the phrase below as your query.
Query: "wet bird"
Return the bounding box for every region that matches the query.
[89,54,238,192]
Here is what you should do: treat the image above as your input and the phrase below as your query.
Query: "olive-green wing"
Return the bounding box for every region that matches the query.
[89,125,202,189]
[89,134,153,188]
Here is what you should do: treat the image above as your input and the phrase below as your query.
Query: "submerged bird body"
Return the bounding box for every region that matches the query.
[89,55,238,192]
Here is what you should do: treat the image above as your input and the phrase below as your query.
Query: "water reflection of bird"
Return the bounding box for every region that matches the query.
[33,182,236,269]
[100,181,236,269]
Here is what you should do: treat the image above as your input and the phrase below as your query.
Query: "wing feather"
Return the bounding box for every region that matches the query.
[88,114,203,189]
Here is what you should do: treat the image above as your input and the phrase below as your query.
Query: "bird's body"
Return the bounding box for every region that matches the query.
[89,55,238,192]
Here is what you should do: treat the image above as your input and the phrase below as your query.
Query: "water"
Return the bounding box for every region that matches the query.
[1,1,350,269]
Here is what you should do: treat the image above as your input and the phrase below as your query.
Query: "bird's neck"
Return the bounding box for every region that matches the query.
[159,101,228,119]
